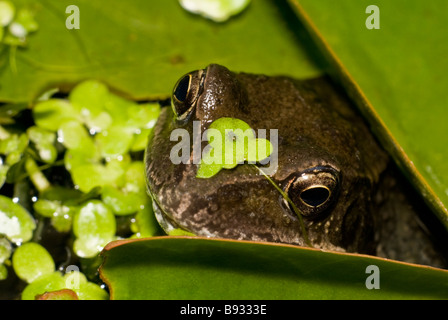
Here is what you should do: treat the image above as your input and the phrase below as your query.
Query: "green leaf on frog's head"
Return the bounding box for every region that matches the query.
[196,117,272,178]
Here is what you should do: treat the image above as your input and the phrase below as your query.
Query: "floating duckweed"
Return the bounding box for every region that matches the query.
[96,126,135,159]
[0,132,28,164]
[27,126,55,146]
[73,234,116,259]
[101,160,148,215]
[102,185,146,216]
[0,194,36,244]
[71,162,125,193]
[12,242,55,283]
[126,102,161,130]
[168,228,196,236]
[0,162,9,188]
[179,0,251,22]
[0,2,38,48]
[33,199,74,232]
[86,111,113,133]
[0,1,15,27]
[21,272,65,300]
[64,145,101,172]
[69,80,110,118]
[131,200,161,238]
[21,267,109,300]
[73,200,116,258]
[130,127,152,151]
[13,8,38,33]
[74,281,109,300]
[33,199,60,218]
[63,268,107,299]
[27,126,57,164]
[33,99,80,131]
[0,236,11,257]
[73,200,116,238]
[9,21,27,38]
[0,263,7,280]
[0,237,12,274]
[57,120,92,150]
[2,78,161,299]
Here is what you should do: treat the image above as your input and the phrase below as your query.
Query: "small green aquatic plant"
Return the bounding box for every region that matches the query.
[0,79,161,299]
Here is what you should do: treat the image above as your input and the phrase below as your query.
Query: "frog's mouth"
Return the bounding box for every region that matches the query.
[151,198,193,235]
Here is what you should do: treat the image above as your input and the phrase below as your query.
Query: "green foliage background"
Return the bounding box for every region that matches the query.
[0,0,447,300]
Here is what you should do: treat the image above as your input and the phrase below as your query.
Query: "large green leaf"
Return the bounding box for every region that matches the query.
[290,0,448,229]
[100,237,448,300]
[0,0,320,103]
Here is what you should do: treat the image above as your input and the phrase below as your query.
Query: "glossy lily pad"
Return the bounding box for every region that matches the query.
[291,0,448,229]
[0,0,320,103]
[2,0,447,301]
[100,237,448,299]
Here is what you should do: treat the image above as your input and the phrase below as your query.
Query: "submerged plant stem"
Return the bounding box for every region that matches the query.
[25,157,50,192]
[252,164,312,247]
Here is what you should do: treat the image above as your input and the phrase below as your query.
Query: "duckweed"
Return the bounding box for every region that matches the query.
[0,79,162,299]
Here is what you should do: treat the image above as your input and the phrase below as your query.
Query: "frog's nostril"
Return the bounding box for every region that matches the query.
[300,186,330,208]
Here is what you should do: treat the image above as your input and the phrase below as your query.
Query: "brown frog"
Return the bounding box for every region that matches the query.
[145,64,446,267]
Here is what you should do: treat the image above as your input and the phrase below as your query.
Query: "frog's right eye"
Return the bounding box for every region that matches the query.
[283,166,340,220]
[172,69,205,121]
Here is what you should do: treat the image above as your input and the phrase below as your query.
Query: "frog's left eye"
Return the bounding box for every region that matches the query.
[283,166,340,220]
[172,69,205,121]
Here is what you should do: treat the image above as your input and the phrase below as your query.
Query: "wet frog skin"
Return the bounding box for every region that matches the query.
[145,64,446,267]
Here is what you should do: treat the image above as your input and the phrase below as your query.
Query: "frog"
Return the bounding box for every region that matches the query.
[145,64,447,267]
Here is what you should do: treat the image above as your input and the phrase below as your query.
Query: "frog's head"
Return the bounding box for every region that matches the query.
[145,64,388,253]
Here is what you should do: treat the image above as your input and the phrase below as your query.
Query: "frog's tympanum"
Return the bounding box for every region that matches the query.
[145,64,446,267]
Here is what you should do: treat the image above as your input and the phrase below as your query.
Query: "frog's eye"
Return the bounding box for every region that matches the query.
[283,166,340,219]
[172,69,205,121]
